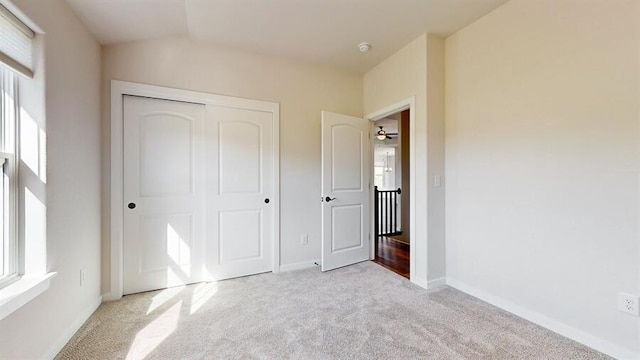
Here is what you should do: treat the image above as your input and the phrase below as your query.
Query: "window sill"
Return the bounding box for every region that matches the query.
[0,273,56,321]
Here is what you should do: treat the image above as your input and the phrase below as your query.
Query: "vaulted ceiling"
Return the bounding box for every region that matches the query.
[66,0,507,73]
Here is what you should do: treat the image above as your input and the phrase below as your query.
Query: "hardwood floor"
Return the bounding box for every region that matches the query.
[373,236,410,278]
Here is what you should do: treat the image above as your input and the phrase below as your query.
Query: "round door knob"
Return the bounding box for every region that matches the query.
[128,202,136,209]
[264,198,270,204]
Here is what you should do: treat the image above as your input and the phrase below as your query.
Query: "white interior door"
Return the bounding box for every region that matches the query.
[321,111,370,271]
[123,95,206,295]
[206,105,274,280]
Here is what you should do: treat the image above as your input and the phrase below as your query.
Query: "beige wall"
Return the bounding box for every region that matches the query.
[365,34,428,283]
[364,33,446,285]
[101,37,363,292]
[426,34,446,281]
[445,0,639,356]
[0,0,102,358]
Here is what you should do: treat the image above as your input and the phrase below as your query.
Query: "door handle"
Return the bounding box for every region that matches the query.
[264,198,270,204]
[324,196,336,202]
[128,202,136,209]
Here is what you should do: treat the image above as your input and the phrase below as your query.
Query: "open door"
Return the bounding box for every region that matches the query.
[321,111,371,271]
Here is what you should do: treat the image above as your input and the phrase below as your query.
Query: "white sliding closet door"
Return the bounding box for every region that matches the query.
[121,89,277,295]
[123,95,206,295]
[206,105,275,280]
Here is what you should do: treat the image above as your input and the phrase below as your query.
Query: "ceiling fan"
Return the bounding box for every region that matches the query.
[376,126,398,140]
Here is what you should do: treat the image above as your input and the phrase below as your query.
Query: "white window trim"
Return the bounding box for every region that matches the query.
[0,272,55,320]
[0,151,17,288]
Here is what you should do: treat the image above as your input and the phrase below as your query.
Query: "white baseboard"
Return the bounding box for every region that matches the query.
[42,295,102,360]
[101,292,121,302]
[278,260,320,272]
[411,276,429,289]
[427,277,447,288]
[446,277,638,360]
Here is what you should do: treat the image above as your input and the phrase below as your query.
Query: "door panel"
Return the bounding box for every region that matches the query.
[207,106,274,280]
[321,111,370,271]
[140,114,193,196]
[332,205,363,252]
[139,214,193,272]
[219,121,262,194]
[332,125,364,191]
[123,95,206,295]
[219,210,262,262]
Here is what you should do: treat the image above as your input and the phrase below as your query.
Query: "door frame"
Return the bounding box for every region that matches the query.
[365,97,416,281]
[106,80,280,301]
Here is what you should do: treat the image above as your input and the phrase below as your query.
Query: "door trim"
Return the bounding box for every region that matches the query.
[107,80,280,301]
[365,97,416,283]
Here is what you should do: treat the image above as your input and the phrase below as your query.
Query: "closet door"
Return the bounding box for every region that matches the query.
[123,95,206,295]
[206,105,274,280]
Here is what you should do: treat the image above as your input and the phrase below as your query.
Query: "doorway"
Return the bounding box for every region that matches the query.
[371,110,410,278]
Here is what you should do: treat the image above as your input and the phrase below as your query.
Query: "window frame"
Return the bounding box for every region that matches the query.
[0,69,19,289]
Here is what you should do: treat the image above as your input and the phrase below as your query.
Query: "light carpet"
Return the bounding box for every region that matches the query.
[56,262,608,359]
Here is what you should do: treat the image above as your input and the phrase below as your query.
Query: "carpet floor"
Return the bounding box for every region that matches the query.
[56,262,608,359]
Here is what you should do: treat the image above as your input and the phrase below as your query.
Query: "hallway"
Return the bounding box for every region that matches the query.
[373,236,409,278]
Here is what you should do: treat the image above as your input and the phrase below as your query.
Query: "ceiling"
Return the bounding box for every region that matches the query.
[66,0,507,74]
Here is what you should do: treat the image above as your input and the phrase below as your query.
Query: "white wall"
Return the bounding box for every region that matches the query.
[101,37,363,291]
[0,0,102,358]
[445,0,640,356]
[364,33,446,286]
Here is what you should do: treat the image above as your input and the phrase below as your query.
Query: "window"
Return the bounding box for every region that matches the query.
[0,67,17,286]
[0,2,31,287]
[0,3,50,320]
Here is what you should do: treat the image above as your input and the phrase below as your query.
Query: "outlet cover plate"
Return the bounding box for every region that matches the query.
[618,292,640,316]
[80,268,86,287]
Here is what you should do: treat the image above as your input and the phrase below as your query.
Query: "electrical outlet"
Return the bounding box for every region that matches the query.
[80,268,86,287]
[301,234,309,245]
[618,293,639,316]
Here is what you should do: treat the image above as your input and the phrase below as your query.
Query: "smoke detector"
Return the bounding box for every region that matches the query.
[358,42,371,53]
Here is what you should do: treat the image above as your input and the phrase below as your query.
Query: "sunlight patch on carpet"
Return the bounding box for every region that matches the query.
[146,286,184,315]
[190,282,218,315]
[128,300,182,359]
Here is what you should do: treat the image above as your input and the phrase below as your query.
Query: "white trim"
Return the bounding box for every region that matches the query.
[279,260,320,272]
[0,272,55,320]
[446,277,638,360]
[0,151,17,284]
[42,295,102,360]
[427,277,446,288]
[101,291,120,302]
[411,276,430,290]
[365,96,418,285]
[272,105,280,274]
[110,80,280,300]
